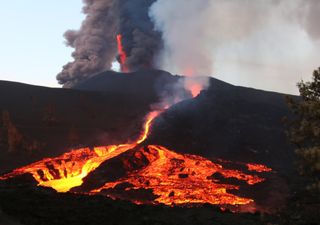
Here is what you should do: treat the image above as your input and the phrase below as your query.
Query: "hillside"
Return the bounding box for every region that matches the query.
[0,70,295,174]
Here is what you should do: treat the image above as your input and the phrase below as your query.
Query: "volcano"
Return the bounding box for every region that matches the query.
[0,69,295,224]
[0,70,295,172]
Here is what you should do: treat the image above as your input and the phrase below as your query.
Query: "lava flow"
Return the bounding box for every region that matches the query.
[0,107,272,210]
[116,34,129,72]
[247,163,273,173]
[0,110,161,192]
[92,145,267,206]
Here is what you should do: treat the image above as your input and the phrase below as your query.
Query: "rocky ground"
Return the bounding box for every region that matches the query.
[0,175,319,225]
[0,176,276,225]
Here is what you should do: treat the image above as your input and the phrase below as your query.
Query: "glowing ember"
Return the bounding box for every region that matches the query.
[0,108,272,210]
[247,163,272,173]
[116,34,129,72]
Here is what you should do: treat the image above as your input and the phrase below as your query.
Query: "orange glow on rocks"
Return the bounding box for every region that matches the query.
[116,34,129,72]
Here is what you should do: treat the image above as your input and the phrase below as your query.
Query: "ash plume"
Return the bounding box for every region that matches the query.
[118,0,163,71]
[57,0,162,87]
[57,0,118,88]
[57,0,320,93]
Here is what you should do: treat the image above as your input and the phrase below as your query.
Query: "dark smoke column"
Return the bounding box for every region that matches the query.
[57,0,118,88]
[118,0,163,72]
[57,0,163,88]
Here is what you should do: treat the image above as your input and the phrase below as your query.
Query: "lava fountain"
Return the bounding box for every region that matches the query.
[116,34,129,72]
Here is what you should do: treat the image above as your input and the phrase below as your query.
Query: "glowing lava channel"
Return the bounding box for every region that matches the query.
[0,110,161,192]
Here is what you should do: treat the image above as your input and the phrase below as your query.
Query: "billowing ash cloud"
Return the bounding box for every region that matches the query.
[149,0,214,77]
[57,0,118,87]
[149,0,320,94]
[118,0,163,71]
[57,0,162,87]
[58,0,320,93]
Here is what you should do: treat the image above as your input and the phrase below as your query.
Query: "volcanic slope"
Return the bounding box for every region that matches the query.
[0,69,295,174]
[74,69,296,172]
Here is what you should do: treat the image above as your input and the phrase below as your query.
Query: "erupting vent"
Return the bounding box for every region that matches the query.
[0,109,272,212]
[116,34,129,72]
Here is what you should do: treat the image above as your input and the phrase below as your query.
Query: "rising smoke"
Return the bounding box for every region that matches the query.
[58,0,320,93]
[57,0,162,87]
[149,0,320,94]
[57,0,118,88]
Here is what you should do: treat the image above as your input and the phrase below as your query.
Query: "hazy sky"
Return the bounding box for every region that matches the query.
[0,1,319,94]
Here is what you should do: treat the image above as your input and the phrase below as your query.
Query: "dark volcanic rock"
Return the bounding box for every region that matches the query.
[0,69,296,176]
[73,145,157,192]
[0,182,275,225]
[148,78,297,173]
[73,69,180,99]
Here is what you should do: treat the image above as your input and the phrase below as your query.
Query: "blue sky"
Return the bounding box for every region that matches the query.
[0,0,84,87]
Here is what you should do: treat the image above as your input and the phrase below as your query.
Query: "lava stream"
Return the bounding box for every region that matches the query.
[0,110,161,192]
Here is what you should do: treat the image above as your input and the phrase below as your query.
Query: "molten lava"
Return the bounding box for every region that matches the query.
[116,34,129,72]
[0,110,161,192]
[247,163,273,173]
[92,145,266,206]
[0,146,130,192]
[0,108,272,210]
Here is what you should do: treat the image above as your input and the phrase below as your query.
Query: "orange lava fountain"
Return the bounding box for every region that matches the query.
[116,34,129,72]
[0,108,272,210]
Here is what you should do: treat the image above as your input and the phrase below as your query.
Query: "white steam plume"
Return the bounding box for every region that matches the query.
[149,0,320,94]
